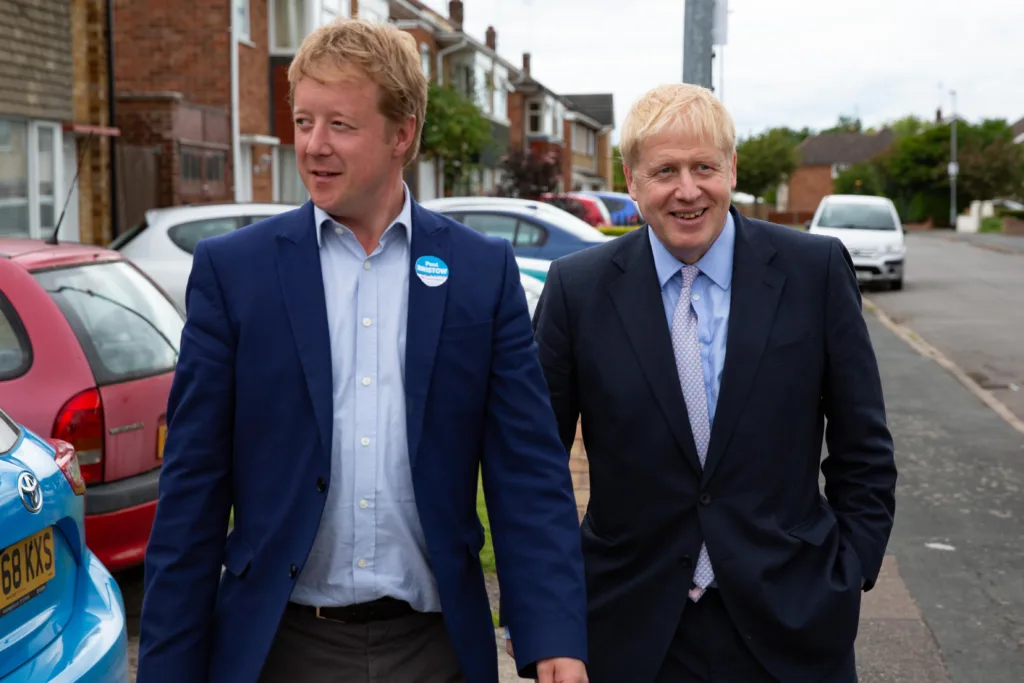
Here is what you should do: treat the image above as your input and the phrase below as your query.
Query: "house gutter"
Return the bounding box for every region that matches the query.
[230,3,242,201]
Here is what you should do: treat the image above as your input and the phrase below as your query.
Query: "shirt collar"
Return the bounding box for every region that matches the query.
[648,210,735,291]
[313,182,414,249]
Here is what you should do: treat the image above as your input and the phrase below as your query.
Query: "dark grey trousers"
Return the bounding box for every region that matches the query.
[257,605,466,683]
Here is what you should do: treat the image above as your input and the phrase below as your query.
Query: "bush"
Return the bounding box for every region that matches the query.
[980,216,1003,233]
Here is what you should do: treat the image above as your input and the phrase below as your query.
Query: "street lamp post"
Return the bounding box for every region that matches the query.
[949,89,958,228]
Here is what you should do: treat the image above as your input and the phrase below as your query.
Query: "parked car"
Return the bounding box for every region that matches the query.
[539,192,612,227]
[807,194,907,290]
[521,271,544,318]
[421,196,611,261]
[110,202,300,307]
[0,408,129,681]
[0,238,185,571]
[516,256,551,283]
[575,190,642,226]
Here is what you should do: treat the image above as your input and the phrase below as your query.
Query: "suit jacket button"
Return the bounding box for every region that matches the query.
[680,556,692,568]
[316,477,327,493]
[699,493,712,506]
[289,564,298,578]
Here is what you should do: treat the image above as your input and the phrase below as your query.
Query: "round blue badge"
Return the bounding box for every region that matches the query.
[414,255,449,287]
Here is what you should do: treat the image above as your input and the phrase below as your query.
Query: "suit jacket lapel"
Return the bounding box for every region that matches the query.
[276,201,333,459]
[702,210,786,484]
[404,201,450,467]
[607,229,704,477]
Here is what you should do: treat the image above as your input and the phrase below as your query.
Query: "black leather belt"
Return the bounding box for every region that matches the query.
[288,597,417,624]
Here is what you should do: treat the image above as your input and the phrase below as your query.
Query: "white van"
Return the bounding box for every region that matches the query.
[807,194,907,290]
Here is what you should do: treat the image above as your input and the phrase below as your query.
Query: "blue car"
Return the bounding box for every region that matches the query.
[421,196,612,261]
[0,409,128,682]
[575,191,643,226]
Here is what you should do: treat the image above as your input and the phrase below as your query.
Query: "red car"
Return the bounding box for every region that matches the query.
[0,238,183,572]
[539,192,612,227]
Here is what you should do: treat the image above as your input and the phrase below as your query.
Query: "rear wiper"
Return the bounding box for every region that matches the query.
[44,285,180,358]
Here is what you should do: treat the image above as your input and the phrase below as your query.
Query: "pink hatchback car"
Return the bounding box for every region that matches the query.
[0,238,183,571]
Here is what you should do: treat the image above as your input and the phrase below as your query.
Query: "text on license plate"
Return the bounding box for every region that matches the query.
[0,527,55,616]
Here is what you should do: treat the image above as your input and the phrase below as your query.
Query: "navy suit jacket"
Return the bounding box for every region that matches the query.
[532,209,897,683]
[137,200,587,683]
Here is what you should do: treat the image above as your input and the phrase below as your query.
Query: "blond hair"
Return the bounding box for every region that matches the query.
[288,18,428,165]
[619,84,736,169]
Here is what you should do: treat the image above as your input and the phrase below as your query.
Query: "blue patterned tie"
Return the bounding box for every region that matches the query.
[671,265,715,601]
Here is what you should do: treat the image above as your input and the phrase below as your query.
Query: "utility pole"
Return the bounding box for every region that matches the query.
[683,0,715,89]
[949,89,958,228]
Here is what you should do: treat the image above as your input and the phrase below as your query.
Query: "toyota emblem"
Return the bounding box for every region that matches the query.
[18,472,42,513]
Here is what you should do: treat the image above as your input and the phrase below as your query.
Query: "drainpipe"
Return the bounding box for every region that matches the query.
[230,1,241,202]
[105,0,118,237]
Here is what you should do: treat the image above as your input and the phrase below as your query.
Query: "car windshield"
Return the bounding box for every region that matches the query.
[817,202,897,230]
[32,262,184,385]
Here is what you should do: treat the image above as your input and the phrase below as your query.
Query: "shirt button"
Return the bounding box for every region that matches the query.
[334,227,342,235]
[316,477,326,493]
[362,317,372,327]
[363,261,371,271]
[361,437,370,447]
[692,294,700,301]
[358,559,367,568]
[362,377,371,386]
[359,499,368,509]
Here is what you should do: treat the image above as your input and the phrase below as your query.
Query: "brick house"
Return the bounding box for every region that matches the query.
[389,0,516,199]
[782,130,894,214]
[507,54,571,191]
[561,95,615,191]
[0,0,119,245]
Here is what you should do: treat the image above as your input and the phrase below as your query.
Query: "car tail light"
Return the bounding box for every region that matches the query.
[52,389,104,485]
[47,438,87,496]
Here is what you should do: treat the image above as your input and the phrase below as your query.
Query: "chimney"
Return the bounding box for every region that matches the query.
[485,26,496,51]
[522,52,531,77]
[936,107,943,123]
[449,0,464,29]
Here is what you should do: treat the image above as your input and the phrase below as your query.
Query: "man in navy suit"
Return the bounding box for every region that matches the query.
[527,84,897,682]
[137,18,587,683]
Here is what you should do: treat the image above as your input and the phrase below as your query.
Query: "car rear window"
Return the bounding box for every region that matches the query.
[0,294,31,381]
[818,202,897,230]
[32,262,184,386]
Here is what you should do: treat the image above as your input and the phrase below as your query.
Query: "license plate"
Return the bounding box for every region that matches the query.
[856,270,872,282]
[157,425,166,460]
[0,528,55,617]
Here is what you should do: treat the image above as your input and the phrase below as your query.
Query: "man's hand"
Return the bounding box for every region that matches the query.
[536,658,587,683]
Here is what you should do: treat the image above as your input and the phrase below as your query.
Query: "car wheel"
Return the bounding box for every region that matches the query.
[890,277,904,291]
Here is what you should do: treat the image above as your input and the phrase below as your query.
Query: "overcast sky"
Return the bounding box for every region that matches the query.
[418,0,1024,142]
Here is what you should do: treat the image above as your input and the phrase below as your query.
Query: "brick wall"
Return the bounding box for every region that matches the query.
[0,0,73,120]
[70,0,113,244]
[788,165,833,213]
[508,91,524,153]
[251,142,273,202]
[239,0,269,136]
[116,95,178,207]
[113,0,231,110]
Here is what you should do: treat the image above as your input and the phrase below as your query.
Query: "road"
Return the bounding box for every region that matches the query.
[867,231,1024,423]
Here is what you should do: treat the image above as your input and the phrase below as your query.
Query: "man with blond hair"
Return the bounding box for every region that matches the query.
[527,83,897,681]
[137,18,588,683]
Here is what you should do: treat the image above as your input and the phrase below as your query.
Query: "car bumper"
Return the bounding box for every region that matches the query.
[5,550,129,683]
[850,255,904,283]
[85,468,159,571]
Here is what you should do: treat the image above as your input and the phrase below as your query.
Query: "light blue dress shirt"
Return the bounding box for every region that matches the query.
[290,184,441,612]
[648,214,735,426]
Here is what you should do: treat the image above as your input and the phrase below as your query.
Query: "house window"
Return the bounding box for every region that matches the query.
[235,0,250,41]
[0,118,62,240]
[272,0,307,52]
[528,101,542,134]
[588,130,596,156]
[180,146,228,200]
[420,43,431,79]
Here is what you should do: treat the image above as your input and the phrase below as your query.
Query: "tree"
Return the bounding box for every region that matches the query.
[834,162,885,196]
[957,123,1024,202]
[821,115,862,134]
[494,149,562,199]
[420,83,493,195]
[735,127,800,216]
[611,145,628,193]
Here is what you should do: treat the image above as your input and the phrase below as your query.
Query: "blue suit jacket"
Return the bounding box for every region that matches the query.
[137,200,587,683]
